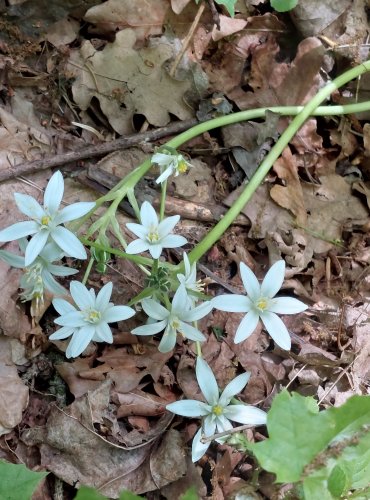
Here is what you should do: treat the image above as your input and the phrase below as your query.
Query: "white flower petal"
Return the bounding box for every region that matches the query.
[172,285,188,313]
[268,296,307,314]
[132,319,167,336]
[94,322,113,343]
[103,305,135,323]
[215,414,233,436]
[186,301,213,322]
[126,239,151,255]
[70,281,95,309]
[49,326,75,340]
[148,244,163,259]
[158,326,177,352]
[42,270,67,295]
[54,202,95,225]
[240,262,261,301]
[65,325,95,358]
[156,167,173,184]
[54,310,86,327]
[160,234,187,249]
[0,221,38,242]
[53,298,76,315]
[223,405,267,425]
[25,230,50,266]
[141,298,169,320]
[158,215,180,237]
[166,400,210,417]
[212,294,251,313]
[203,414,217,437]
[51,226,87,260]
[178,321,206,341]
[191,426,210,462]
[0,249,25,268]
[14,193,44,220]
[234,309,260,343]
[43,170,64,215]
[196,357,219,406]
[95,282,113,310]
[47,264,78,277]
[219,373,250,407]
[140,201,158,227]
[260,260,285,298]
[261,311,291,350]
[126,223,148,239]
[41,242,63,261]
[152,152,173,166]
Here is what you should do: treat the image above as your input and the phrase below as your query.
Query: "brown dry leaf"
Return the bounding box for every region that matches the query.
[0,336,29,436]
[229,36,325,109]
[66,29,193,135]
[45,18,79,47]
[270,147,307,225]
[116,389,167,418]
[211,15,247,42]
[22,383,186,497]
[290,0,352,37]
[161,456,206,499]
[84,0,169,40]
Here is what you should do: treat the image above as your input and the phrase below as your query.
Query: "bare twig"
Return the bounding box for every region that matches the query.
[0,119,197,183]
[201,423,254,443]
[169,2,206,77]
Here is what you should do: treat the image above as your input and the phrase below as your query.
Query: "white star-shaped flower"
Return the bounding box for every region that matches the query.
[131,285,212,352]
[125,201,187,259]
[212,260,307,350]
[177,252,204,306]
[0,171,95,266]
[166,357,267,462]
[152,151,193,184]
[0,238,78,301]
[50,281,135,358]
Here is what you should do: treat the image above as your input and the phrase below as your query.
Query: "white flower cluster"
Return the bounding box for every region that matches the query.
[0,171,95,305]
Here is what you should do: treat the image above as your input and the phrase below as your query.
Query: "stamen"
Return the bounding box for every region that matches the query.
[212,404,223,416]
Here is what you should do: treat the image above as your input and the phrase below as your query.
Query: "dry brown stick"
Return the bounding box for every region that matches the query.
[169,2,206,77]
[0,118,198,183]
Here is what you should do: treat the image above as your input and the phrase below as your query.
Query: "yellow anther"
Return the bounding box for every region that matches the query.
[177,160,188,174]
[85,309,101,323]
[212,405,223,416]
[256,298,268,311]
[147,230,160,243]
[41,215,51,226]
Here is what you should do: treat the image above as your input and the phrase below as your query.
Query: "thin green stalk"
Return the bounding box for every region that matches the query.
[188,61,370,263]
[82,257,94,285]
[159,180,167,221]
[77,99,370,233]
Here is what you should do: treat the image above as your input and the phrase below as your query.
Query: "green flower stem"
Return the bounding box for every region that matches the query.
[80,99,370,232]
[187,62,370,263]
[82,257,94,285]
[160,179,167,221]
[81,237,153,267]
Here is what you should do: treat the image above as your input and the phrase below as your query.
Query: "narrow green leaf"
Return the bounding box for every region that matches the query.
[270,0,298,12]
[0,460,48,500]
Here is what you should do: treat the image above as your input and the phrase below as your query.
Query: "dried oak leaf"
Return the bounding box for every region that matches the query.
[22,382,186,498]
[84,0,169,40]
[66,29,193,135]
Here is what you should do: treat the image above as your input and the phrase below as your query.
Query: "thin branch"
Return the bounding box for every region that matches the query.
[0,118,197,183]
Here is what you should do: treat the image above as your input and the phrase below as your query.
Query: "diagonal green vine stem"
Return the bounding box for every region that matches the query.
[85,61,370,267]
